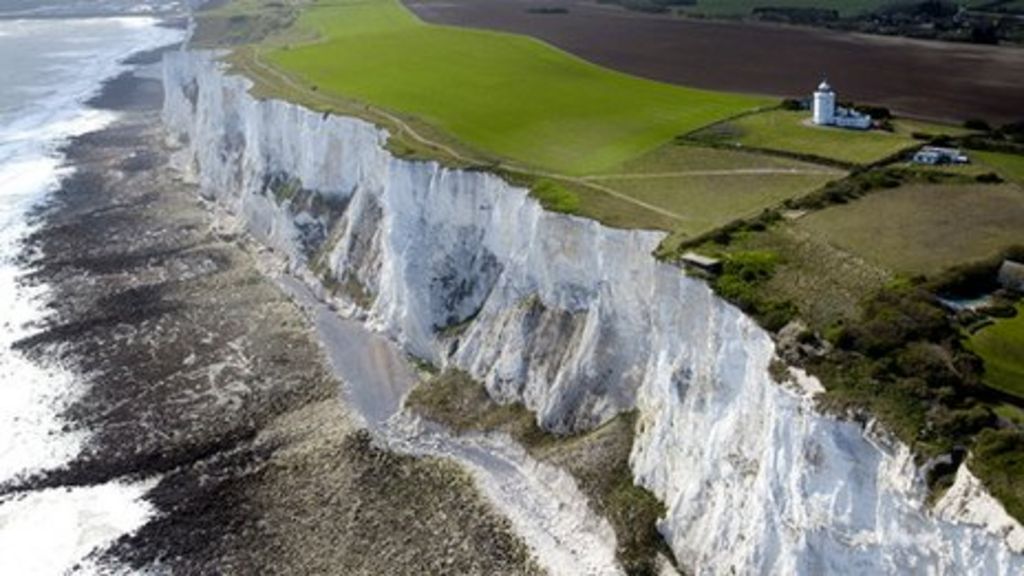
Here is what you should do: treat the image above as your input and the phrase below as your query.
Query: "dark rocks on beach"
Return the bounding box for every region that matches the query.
[10,57,540,575]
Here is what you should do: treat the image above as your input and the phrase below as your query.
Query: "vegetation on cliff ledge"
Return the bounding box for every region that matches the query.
[407,370,676,576]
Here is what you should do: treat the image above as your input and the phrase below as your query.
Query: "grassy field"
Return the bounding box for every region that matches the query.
[265,0,767,174]
[598,172,833,238]
[974,150,1024,185]
[574,143,839,238]
[695,224,892,331]
[691,110,920,166]
[971,304,1024,399]
[598,141,836,174]
[892,118,978,139]
[678,0,890,17]
[795,183,1024,276]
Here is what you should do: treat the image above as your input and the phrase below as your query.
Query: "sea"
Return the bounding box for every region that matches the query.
[0,3,184,573]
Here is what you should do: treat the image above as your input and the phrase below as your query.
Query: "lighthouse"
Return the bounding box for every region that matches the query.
[812,79,835,126]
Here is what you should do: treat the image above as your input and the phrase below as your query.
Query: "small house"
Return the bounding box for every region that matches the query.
[912,146,969,165]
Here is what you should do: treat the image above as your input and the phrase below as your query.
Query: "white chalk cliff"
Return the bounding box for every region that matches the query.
[163,50,1024,575]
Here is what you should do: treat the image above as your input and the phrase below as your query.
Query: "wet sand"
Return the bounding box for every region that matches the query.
[7,60,540,574]
[406,0,1024,123]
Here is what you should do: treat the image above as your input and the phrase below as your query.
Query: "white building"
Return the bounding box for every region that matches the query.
[812,79,872,130]
[912,146,969,165]
[812,80,835,125]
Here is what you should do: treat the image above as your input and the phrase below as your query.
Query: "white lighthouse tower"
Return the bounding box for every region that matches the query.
[813,79,835,126]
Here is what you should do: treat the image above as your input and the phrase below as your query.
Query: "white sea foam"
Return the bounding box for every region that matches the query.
[0,481,155,575]
[0,16,180,486]
[0,15,184,576]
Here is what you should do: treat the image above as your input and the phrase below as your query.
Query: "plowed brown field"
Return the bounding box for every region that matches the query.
[406,0,1024,124]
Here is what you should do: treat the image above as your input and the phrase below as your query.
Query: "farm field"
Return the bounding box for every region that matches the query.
[592,172,833,238]
[536,143,840,238]
[891,118,978,139]
[406,0,1024,123]
[265,0,766,174]
[677,0,889,17]
[971,304,1024,399]
[597,142,839,175]
[691,110,918,165]
[974,151,1024,185]
[795,183,1024,275]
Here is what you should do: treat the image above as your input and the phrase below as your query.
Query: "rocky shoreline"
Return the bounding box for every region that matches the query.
[8,55,540,574]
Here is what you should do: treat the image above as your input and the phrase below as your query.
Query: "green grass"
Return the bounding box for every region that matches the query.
[601,141,837,174]
[696,224,892,331]
[576,142,840,238]
[970,428,1024,527]
[892,118,979,139]
[994,402,1024,427]
[974,150,1024,185]
[795,183,1024,276]
[692,110,920,166]
[265,0,767,174]
[679,0,890,17]
[598,172,833,238]
[970,304,1024,398]
[531,179,582,214]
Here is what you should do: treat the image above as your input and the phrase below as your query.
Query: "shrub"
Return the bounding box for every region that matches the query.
[933,405,995,439]
[854,104,891,120]
[839,287,948,357]
[928,245,1024,297]
[972,428,1024,522]
[964,118,992,132]
[975,172,1004,184]
[780,98,803,111]
[897,342,959,388]
[526,6,569,14]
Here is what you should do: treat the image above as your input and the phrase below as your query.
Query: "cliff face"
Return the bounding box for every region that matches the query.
[163,50,1024,575]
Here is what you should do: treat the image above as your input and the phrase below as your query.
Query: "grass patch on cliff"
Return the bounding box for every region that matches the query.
[263,0,766,174]
[407,370,675,575]
[530,179,582,215]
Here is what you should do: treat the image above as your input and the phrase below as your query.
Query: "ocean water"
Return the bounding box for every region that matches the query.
[0,0,188,18]
[0,15,182,575]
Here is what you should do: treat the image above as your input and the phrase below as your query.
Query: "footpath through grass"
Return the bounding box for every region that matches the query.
[266,0,767,174]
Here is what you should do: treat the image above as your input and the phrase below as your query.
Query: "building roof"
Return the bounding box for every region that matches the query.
[921,146,963,155]
[998,260,1024,291]
[681,251,722,271]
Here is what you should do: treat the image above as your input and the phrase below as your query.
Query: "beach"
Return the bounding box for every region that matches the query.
[0,22,539,574]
